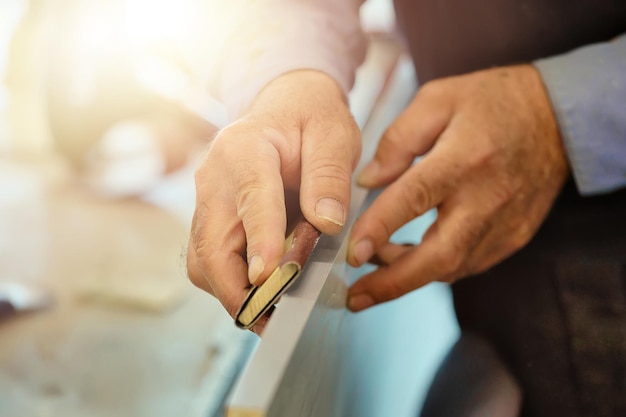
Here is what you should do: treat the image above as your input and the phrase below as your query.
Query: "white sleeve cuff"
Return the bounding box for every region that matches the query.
[211,1,367,119]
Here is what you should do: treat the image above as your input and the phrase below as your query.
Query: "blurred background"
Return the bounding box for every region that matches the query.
[1,0,231,189]
[0,1,448,417]
[0,2,250,416]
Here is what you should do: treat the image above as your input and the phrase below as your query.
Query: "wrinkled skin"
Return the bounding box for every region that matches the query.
[187,70,361,334]
[346,65,569,311]
[187,65,569,333]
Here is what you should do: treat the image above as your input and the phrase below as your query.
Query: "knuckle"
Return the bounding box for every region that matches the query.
[188,270,207,291]
[191,228,219,269]
[443,270,464,284]
[333,117,360,140]
[382,278,408,301]
[447,252,466,275]
[489,180,518,211]
[466,140,496,169]
[194,135,237,186]
[382,123,407,148]
[369,215,394,242]
[217,134,247,162]
[308,156,352,190]
[342,123,363,166]
[186,253,211,292]
[466,261,489,276]
[456,215,486,247]
[235,177,270,209]
[397,180,432,218]
[437,246,466,276]
[418,79,446,99]
[509,221,533,252]
[211,124,271,161]
[325,121,361,158]
[191,248,222,289]
[206,128,233,157]
[193,237,214,268]
[234,173,281,217]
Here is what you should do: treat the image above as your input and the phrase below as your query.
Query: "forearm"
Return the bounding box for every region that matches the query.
[535,34,626,196]
[212,0,367,119]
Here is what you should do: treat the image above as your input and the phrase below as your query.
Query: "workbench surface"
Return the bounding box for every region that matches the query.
[0,158,251,417]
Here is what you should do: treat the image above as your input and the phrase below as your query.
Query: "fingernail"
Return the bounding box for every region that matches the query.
[248,255,265,285]
[315,198,345,226]
[348,294,374,312]
[353,239,374,265]
[357,161,380,187]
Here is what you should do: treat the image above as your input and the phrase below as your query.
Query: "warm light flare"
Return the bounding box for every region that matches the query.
[53,0,234,128]
[123,0,197,50]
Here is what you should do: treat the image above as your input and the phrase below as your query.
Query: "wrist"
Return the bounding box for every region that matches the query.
[246,70,349,116]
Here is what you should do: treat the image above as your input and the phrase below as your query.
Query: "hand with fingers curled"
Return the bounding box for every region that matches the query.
[346,64,570,312]
[186,70,361,334]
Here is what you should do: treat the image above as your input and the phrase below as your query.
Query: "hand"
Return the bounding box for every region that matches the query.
[187,70,361,332]
[346,65,569,312]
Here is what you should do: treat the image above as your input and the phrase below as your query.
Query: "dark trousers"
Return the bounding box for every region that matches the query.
[452,183,626,417]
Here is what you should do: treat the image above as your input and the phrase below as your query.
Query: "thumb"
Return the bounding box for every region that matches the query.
[300,119,361,235]
[358,83,454,188]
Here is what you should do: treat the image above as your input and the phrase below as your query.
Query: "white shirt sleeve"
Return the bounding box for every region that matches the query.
[210,0,367,119]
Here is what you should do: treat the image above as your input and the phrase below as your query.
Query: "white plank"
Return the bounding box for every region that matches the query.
[226,43,459,417]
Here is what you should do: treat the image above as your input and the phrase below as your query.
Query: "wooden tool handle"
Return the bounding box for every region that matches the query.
[235,218,321,329]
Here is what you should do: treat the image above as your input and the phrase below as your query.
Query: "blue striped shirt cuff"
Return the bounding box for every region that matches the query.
[534,34,626,196]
